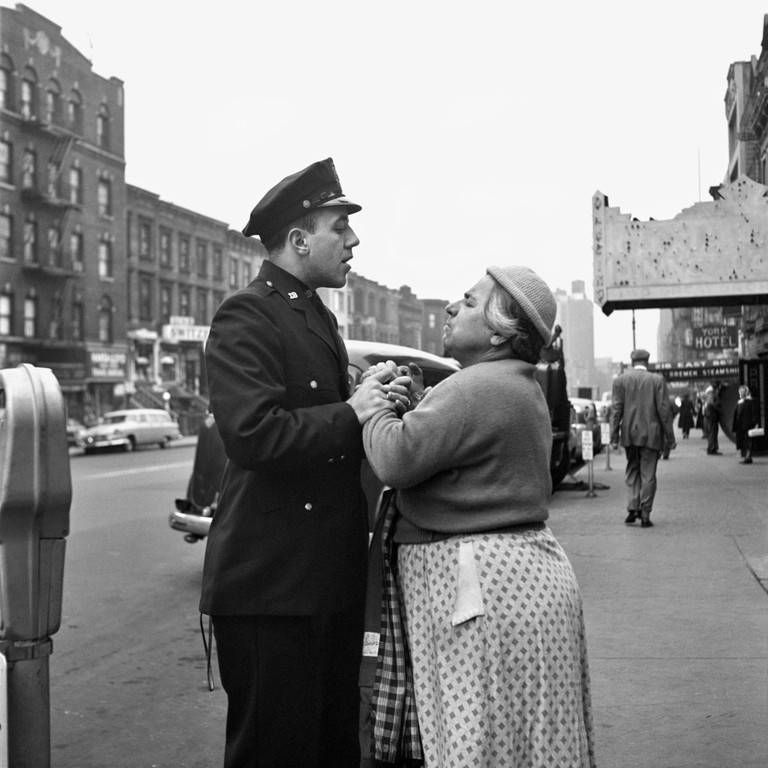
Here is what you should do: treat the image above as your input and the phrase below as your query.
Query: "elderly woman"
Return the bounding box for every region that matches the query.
[363,266,595,768]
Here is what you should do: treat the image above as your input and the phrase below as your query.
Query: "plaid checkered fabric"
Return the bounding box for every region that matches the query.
[371,489,424,766]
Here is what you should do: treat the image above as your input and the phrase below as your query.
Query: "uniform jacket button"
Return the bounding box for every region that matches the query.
[309,380,318,389]
[304,502,313,511]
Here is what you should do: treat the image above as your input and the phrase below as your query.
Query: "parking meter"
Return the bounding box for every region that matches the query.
[0,364,71,768]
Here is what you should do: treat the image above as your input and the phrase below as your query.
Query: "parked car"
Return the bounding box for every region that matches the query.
[170,335,580,543]
[170,340,460,542]
[81,408,181,454]
[66,418,85,447]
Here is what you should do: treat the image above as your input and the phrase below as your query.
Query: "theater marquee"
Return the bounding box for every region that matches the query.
[593,177,768,315]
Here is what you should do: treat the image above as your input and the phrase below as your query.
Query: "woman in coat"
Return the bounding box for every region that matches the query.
[363,266,595,768]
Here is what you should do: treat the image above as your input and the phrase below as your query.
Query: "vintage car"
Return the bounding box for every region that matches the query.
[170,335,579,542]
[169,340,460,542]
[81,408,181,454]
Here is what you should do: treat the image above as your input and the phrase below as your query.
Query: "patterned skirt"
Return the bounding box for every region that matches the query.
[397,527,596,768]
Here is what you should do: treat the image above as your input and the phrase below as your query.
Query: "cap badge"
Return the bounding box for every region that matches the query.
[288,291,298,299]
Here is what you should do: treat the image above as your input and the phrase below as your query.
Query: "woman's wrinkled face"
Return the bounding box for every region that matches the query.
[442,275,496,366]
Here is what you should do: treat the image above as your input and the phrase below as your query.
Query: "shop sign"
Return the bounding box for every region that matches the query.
[89,350,127,379]
[650,360,739,380]
[162,324,209,343]
[684,325,738,350]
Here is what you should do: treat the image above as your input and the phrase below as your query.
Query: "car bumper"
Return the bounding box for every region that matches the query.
[169,503,213,539]
[83,436,129,449]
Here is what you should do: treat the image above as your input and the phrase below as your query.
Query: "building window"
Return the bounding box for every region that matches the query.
[71,300,84,341]
[47,225,61,268]
[0,291,12,335]
[196,288,208,324]
[22,149,36,189]
[242,260,252,286]
[159,228,172,268]
[23,219,36,264]
[98,240,113,279]
[139,221,152,260]
[179,236,190,272]
[98,296,113,343]
[213,290,224,312]
[70,231,84,272]
[213,247,223,281]
[20,77,35,120]
[0,66,9,111]
[160,283,172,323]
[97,178,112,216]
[0,213,13,260]
[196,240,208,277]
[44,81,61,124]
[179,287,190,316]
[139,274,153,322]
[0,139,11,183]
[96,105,110,150]
[428,312,436,329]
[68,167,82,204]
[49,294,63,340]
[229,256,239,288]
[23,296,37,337]
[68,90,83,133]
[47,161,60,198]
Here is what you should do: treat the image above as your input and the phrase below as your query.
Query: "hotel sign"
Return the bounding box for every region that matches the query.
[685,326,739,351]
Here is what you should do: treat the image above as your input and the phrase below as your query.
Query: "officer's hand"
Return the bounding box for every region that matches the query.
[348,367,409,424]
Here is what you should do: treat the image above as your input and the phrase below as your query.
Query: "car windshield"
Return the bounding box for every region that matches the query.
[102,414,127,424]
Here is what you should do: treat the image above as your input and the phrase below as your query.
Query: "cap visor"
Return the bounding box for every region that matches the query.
[317,196,362,214]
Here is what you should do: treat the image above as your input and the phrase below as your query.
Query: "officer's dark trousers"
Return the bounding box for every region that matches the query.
[624,445,660,519]
[213,612,362,768]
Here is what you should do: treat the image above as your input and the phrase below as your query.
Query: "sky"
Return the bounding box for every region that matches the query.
[8,1,768,360]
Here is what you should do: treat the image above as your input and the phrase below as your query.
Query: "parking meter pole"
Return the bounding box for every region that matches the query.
[0,364,71,768]
[1,640,52,767]
[585,460,597,497]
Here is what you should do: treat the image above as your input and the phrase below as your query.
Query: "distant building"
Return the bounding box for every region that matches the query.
[555,280,596,397]
[421,298,446,356]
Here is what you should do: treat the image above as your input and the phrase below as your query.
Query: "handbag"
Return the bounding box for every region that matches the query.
[747,426,764,438]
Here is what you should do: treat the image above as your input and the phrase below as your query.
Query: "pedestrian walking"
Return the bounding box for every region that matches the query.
[363,266,595,767]
[732,384,759,464]
[199,158,409,768]
[678,392,695,439]
[610,348,676,527]
[703,383,722,455]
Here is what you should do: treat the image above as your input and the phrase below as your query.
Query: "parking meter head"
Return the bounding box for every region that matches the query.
[0,365,71,641]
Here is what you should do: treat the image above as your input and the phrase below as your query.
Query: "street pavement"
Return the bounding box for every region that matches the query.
[549,426,768,768]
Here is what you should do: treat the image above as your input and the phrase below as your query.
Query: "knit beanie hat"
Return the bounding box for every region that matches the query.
[486,265,556,344]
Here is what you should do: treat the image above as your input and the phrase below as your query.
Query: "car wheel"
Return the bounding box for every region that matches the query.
[159,436,171,449]
[124,437,136,452]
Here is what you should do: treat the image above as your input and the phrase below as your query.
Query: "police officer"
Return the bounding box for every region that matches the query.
[200,158,405,767]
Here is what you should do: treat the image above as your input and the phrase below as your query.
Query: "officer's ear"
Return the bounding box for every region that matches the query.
[288,228,310,255]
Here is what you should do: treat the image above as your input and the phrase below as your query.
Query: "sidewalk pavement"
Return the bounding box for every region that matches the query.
[548,428,768,768]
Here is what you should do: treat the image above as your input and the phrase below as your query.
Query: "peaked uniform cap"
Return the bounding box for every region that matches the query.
[486,265,557,345]
[242,157,361,241]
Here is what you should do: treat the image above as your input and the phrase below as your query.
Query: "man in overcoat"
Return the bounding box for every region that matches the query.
[610,349,676,527]
[200,158,403,767]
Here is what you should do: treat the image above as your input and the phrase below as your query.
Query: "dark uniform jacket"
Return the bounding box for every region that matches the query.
[199,260,368,617]
[610,366,674,452]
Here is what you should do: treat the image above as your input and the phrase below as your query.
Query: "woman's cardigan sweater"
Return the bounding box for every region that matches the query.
[363,358,552,534]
